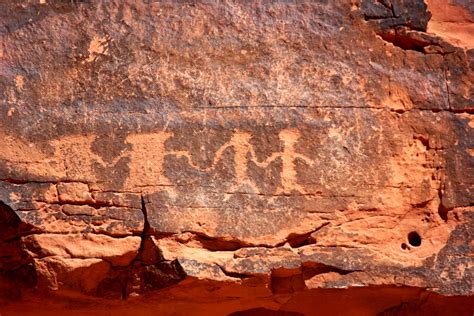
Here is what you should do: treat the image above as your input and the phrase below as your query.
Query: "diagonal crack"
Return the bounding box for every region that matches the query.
[444,65,451,110]
[215,263,251,280]
[137,195,151,258]
[276,222,330,248]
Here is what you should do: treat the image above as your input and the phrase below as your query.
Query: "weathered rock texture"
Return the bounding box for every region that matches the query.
[0,0,473,315]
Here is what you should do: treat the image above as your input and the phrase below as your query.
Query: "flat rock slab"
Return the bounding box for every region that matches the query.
[0,0,473,314]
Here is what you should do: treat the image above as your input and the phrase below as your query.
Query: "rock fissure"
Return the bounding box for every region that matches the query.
[137,195,151,258]
[216,264,253,280]
[444,65,452,110]
[178,231,259,251]
[302,263,360,278]
[361,0,465,56]
[276,222,330,248]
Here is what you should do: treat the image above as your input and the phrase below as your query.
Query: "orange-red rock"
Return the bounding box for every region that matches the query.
[0,0,472,314]
[57,182,94,204]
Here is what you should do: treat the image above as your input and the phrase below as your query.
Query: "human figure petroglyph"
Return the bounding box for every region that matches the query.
[259,129,314,194]
[174,129,314,195]
[4,129,315,196]
[174,131,261,194]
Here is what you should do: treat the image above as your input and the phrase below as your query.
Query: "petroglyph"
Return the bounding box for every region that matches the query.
[258,129,315,195]
[1,129,317,195]
[174,129,315,195]
[85,35,110,63]
[125,132,176,196]
[175,131,261,194]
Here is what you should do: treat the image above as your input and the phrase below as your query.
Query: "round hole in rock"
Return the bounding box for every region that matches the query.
[401,243,409,250]
[408,231,422,247]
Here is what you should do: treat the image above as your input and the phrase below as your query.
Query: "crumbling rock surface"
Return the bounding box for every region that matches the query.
[0,0,473,315]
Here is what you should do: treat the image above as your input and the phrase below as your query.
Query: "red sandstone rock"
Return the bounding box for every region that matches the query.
[426,0,474,49]
[0,0,473,315]
[57,182,93,204]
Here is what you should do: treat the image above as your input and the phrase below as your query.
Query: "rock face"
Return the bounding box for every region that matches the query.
[0,0,473,315]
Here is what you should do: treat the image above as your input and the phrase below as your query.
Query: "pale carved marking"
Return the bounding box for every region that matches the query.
[84,35,110,63]
[255,129,314,195]
[174,131,261,195]
[2,129,315,196]
[175,129,314,195]
[125,132,177,197]
[50,135,99,180]
[52,135,130,183]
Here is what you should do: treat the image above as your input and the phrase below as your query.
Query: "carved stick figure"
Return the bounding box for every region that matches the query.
[258,129,314,195]
[174,129,314,195]
[174,131,260,194]
[217,131,256,188]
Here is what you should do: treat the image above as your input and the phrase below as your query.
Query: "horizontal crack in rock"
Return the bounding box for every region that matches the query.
[216,264,252,280]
